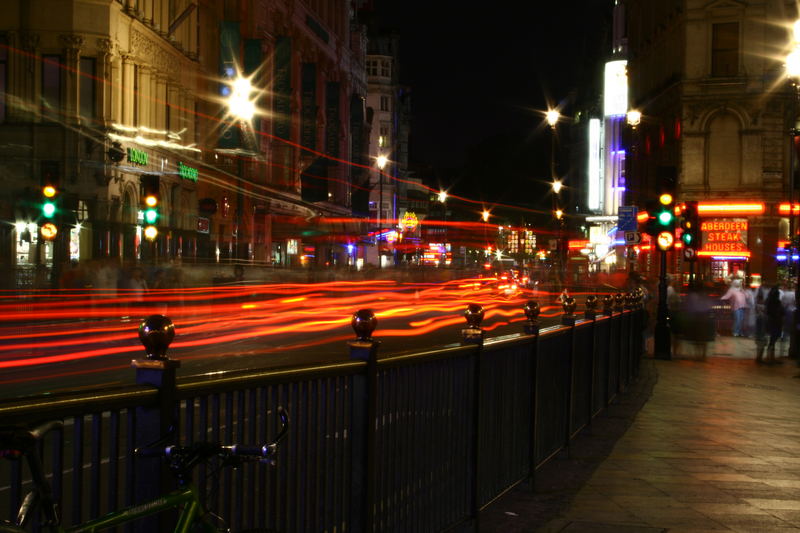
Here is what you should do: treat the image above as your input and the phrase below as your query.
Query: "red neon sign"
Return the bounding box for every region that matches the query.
[697,203,764,216]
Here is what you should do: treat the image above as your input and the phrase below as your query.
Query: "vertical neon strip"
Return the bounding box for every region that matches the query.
[588,118,601,210]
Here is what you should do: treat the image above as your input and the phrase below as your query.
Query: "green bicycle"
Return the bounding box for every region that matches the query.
[0,407,289,533]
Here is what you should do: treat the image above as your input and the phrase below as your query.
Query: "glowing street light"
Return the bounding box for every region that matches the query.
[555,209,564,220]
[552,179,563,194]
[376,154,388,170]
[626,109,642,128]
[482,209,490,222]
[227,76,256,121]
[438,190,448,203]
[546,109,560,128]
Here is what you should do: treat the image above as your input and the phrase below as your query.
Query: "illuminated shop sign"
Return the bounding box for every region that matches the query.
[179,162,199,182]
[700,219,748,254]
[697,203,764,216]
[399,212,418,231]
[127,147,148,166]
[603,60,628,117]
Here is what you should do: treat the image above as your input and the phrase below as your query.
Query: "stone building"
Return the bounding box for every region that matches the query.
[0,0,372,287]
[624,0,797,283]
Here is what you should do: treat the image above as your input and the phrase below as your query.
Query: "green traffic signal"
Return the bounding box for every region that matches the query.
[42,201,56,218]
[144,208,158,225]
[657,210,673,226]
[682,232,693,245]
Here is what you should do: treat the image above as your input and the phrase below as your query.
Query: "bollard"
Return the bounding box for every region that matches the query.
[614,292,625,313]
[524,300,540,335]
[584,294,598,320]
[561,296,577,326]
[131,315,180,530]
[348,308,380,360]
[602,294,614,316]
[462,303,485,344]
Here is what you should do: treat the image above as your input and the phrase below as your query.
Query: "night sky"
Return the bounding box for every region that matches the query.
[371,1,613,209]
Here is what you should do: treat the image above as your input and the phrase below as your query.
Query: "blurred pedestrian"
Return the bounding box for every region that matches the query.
[765,286,785,365]
[682,282,714,359]
[753,282,769,363]
[720,278,748,337]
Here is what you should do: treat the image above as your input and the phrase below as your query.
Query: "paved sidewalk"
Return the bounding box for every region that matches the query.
[481,337,800,532]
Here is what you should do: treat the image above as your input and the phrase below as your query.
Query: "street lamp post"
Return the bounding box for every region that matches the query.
[547,110,564,285]
[439,190,448,265]
[376,155,388,268]
[226,75,257,261]
[786,22,800,359]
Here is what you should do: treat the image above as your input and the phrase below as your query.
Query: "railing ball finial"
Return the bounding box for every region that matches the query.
[462,303,485,344]
[614,292,625,312]
[562,296,577,326]
[602,294,614,316]
[138,314,175,360]
[351,308,377,342]
[524,300,540,334]
[635,287,645,309]
[585,294,598,320]
[464,303,485,328]
[625,291,635,310]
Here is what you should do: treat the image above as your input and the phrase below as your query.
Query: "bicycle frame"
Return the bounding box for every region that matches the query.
[64,484,217,533]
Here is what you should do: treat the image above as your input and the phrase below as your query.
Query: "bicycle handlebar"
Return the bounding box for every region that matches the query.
[0,420,64,457]
[136,406,289,466]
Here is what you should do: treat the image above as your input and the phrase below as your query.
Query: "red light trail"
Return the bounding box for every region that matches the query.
[0,277,574,371]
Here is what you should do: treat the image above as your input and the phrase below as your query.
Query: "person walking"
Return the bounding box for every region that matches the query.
[764,286,785,365]
[753,283,770,363]
[720,278,748,337]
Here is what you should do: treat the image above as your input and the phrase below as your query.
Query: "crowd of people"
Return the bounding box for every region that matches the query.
[628,271,796,364]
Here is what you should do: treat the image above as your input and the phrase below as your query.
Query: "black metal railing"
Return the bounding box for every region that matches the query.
[0,291,645,532]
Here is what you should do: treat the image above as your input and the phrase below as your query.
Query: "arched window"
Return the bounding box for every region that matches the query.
[122,190,135,224]
[707,112,741,188]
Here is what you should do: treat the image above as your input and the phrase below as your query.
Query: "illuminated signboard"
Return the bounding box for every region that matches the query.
[603,60,628,117]
[127,147,148,166]
[701,218,748,254]
[399,211,418,231]
[588,118,602,210]
[179,162,199,182]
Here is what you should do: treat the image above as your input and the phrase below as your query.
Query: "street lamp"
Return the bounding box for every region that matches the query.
[227,76,256,122]
[785,22,800,359]
[626,109,642,129]
[225,74,258,260]
[376,154,388,267]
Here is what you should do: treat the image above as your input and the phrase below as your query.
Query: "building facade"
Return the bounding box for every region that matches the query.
[624,0,797,284]
[0,0,376,287]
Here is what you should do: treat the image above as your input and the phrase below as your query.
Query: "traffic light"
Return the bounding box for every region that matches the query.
[655,193,675,251]
[140,174,159,240]
[680,200,699,246]
[656,193,675,230]
[41,161,60,220]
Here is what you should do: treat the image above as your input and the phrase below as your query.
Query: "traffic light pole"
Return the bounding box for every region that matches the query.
[654,248,672,360]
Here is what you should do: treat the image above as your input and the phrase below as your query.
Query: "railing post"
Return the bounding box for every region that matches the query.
[601,294,614,405]
[131,314,180,532]
[562,298,576,455]
[524,301,540,489]
[614,293,625,395]
[348,309,379,533]
[585,295,599,426]
[461,303,484,529]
